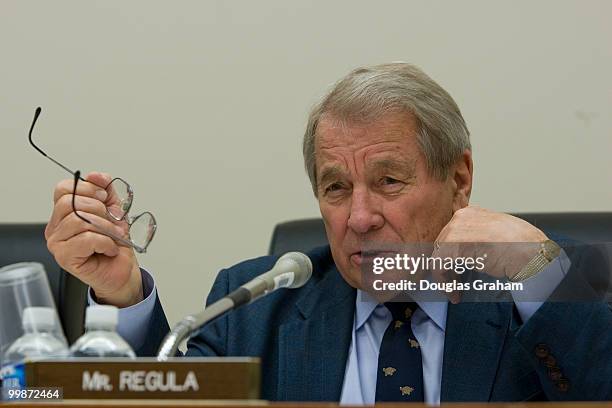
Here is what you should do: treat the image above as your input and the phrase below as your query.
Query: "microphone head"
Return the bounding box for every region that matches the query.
[275,252,312,289]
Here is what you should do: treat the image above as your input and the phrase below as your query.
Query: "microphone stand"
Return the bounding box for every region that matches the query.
[156,252,311,361]
[157,297,234,361]
[157,282,264,361]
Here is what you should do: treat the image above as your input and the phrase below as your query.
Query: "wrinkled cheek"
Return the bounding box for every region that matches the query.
[320,204,350,259]
[320,201,340,229]
[388,196,452,242]
[418,206,454,241]
[322,208,351,245]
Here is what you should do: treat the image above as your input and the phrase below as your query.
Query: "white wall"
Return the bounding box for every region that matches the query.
[1,0,610,327]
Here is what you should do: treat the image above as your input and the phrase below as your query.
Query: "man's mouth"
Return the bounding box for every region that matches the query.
[349,250,394,265]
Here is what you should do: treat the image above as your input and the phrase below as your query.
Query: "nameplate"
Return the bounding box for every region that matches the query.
[24,357,260,400]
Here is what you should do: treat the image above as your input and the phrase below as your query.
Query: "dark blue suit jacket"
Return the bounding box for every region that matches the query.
[138,245,612,401]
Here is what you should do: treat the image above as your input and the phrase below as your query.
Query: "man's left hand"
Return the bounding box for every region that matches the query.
[431,206,549,302]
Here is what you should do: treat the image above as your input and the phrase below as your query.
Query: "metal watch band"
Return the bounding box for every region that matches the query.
[508,240,561,282]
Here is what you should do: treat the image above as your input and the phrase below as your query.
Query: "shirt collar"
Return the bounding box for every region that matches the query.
[355,289,448,332]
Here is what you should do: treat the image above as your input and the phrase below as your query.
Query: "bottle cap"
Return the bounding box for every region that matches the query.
[22,307,56,331]
[85,305,118,329]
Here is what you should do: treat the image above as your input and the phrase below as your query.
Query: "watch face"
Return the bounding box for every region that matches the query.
[542,240,561,261]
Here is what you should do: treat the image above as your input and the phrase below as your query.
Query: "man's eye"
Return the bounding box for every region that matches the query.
[381,177,400,185]
[379,176,406,193]
[325,183,344,193]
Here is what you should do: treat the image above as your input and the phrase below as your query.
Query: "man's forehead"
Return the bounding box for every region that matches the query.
[315,112,419,150]
[314,113,421,167]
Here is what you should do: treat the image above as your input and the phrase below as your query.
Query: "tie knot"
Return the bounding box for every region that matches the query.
[384,302,418,322]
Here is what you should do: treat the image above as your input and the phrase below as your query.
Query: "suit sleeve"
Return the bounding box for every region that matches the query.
[185,268,230,357]
[135,268,231,357]
[514,245,612,400]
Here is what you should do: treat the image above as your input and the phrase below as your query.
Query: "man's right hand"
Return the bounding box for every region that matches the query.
[45,172,144,308]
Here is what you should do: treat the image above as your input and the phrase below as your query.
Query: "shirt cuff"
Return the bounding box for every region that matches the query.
[87,267,158,350]
[511,249,571,323]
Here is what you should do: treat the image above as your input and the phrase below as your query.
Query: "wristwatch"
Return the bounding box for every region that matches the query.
[508,239,561,282]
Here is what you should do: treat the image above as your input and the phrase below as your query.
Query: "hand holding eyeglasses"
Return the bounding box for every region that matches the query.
[45,171,145,307]
[30,107,155,308]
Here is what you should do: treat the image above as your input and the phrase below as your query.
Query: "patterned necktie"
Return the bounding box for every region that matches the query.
[375,302,424,402]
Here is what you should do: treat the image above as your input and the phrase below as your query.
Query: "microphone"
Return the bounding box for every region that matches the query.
[157,252,312,360]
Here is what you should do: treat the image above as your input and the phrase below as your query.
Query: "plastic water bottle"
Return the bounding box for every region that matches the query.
[1,307,69,388]
[70,305,136,358]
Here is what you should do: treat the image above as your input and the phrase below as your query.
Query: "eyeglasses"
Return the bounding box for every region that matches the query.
[71,170,157,253]
[28,107,157,253]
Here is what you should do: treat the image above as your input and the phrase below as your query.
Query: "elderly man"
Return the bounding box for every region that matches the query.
[45,63,611,402]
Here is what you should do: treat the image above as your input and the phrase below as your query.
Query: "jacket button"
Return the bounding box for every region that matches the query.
[556,378,570,392]
[544,355,556,368]
[535,343,549,359]
[548,367,562,381]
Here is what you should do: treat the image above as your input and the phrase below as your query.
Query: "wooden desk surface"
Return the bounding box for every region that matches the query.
[2,401,611,408]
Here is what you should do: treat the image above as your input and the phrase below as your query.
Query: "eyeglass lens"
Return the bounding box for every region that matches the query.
[104,178,156,251]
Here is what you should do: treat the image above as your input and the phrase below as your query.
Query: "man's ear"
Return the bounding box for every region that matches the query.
[451,149,473,212]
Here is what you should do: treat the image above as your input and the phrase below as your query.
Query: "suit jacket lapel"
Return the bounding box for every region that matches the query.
[277,261,356,401]
[441,301,511,402]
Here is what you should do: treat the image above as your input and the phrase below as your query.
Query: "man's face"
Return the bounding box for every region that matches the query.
[315,112,469,289]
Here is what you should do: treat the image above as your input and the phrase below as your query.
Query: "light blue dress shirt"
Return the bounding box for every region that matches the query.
[89,251,570,404]
[88,267,157,351]
[339,291,447,405]
[339,251,570,405]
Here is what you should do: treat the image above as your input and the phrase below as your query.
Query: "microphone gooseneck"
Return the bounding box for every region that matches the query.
[157,252,312,361]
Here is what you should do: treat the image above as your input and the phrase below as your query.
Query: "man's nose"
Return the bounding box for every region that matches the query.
[347,188,384,234]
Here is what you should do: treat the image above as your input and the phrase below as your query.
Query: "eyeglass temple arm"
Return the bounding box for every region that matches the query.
[29,107,86,182]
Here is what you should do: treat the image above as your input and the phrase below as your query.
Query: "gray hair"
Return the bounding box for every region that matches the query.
[302,63,471,196]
